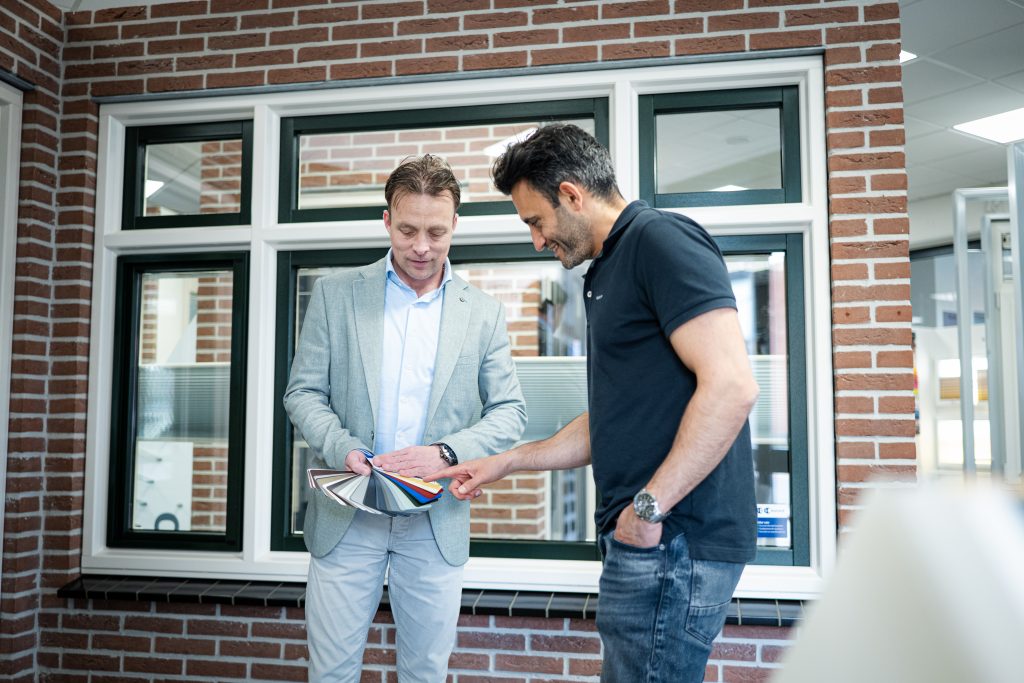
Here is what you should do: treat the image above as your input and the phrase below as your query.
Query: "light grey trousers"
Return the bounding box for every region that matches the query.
[305,510,463,683]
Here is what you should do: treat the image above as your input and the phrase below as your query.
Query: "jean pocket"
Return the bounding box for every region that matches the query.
[683,559,743,645]
[607,534,663,554]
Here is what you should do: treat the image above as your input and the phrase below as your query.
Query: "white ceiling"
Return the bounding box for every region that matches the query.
[47,0,1024,202]
[900,0,1024,201]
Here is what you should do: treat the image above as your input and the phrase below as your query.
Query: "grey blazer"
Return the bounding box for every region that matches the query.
[283,257,527,565]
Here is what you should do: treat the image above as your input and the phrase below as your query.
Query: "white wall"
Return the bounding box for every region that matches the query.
[910,191,1008,251]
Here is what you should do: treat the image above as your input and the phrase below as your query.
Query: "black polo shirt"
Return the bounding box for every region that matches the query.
[584,201,756,563]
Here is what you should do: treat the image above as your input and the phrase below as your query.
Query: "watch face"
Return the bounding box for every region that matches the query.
[635,492,656,520]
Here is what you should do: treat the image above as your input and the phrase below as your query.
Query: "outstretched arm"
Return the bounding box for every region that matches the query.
[426,412,591,499]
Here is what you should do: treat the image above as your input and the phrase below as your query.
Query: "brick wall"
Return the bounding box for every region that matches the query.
[1,0,75,681]
[34,601,792,683]
[0,0,914,680]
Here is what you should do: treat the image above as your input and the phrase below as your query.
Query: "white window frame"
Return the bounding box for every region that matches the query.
[83,55,836,599]
[0,79,24,596]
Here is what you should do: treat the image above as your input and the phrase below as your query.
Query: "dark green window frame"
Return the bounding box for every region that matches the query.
[122,120,254,230]
[108,252,249,551]
[273,235,808,566]
[278,99,609,224]
[639,86,802,208]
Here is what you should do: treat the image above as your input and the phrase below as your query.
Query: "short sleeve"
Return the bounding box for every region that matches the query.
[635,214,737,337]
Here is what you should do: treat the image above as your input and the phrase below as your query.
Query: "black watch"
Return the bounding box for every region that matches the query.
[433,442,458,467]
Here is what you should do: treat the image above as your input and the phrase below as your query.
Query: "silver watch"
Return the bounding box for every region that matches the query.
[633,489,668,523]
[433,442,458,467]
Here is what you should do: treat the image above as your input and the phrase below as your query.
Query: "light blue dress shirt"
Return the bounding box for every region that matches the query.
[374,250,453,455]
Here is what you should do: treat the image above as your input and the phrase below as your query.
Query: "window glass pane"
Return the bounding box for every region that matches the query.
[911,249,992,476]
[144,139,243,216]
[455,261,590,543]
[296,118,594,211]
[656,108,781,194]
[134,270,234,534]
[726,252,792,550]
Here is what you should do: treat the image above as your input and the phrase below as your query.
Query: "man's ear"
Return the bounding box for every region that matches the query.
[558,181,585,211]
[383,209,392,232]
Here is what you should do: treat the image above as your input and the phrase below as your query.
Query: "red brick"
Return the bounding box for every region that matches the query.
[866,43,902,63]
[837,462,916,480]
[531,634,601,654]
[870,173,907,191]
[677,0,742,10]
[426,35,488,52]
[458,631,526,650]
[235,50,295,68]
[533,6,599,24]
[429,0,489,11]
[827,23,901,44]
[186,660,248,678]
[219,640,281,658]
[242,11,296,28]
[397,17,459,34]
[151,2,207,18]
[831,240,908,260]
[870,128,906,146]
[463,11,527,29]
[207,71,266,89]
[865,3,901,22]
[251,664,307,681]
[836,396,873,414]
[826,89,863,108]
[209,33,266,50]
[94,6,148,23]
[876,305,911,323]
[363,2,424,19]
[397,56,459,75]
[708,12,779,31]
[827,108,903,129]
[879,442,916,459]
[332,21,394,39]
[825,46,862,67]
[879,396,915,414]
[832,194,906,215]
[148,37,205,54]
[874,218,909,235]
[635,18,703,36]
[829,176,865,195]
[601,0,669,18]
[603,41,672,61]
[564,23,630,43]
[750,30,821,50]
[836,441,875,458]
[297,44,357,62]
[362,39,421,57]
[829,219,867,237]
[829,152,905,171]
[330,61,393,80]
[212,0,268,11]
[833,306,869,324]
[493,29,558,48]
[676,35,745,55]
[712,642,758,661]
[495,654,563,674]
[833,327,912,346]
[267,66,326,84]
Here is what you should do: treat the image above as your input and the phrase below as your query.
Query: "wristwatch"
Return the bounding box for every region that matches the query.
[433,442,458,467]
[633,488,668,524]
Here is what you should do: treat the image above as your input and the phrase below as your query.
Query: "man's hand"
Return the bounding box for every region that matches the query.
[344,449,372,476]
[613,504,662,549]
[425,454,510,500]
[373,445,448,478]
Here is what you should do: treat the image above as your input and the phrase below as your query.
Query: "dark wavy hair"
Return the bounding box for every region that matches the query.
[385,154,461,211]
[491,124,621,207]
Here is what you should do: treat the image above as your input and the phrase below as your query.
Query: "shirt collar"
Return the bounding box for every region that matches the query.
[596,200,647,261]
[385,248,452,301]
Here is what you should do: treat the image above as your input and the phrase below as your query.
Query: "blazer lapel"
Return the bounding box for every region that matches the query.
[353,259,387,426]
[425,275,471,430]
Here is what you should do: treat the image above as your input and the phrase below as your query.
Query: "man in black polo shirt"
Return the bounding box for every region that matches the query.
[428,124,759,683]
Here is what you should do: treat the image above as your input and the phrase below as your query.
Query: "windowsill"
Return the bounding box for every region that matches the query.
[57,574,803,627]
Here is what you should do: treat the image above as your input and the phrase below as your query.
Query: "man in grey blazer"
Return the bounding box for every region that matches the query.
[284,155,526,683]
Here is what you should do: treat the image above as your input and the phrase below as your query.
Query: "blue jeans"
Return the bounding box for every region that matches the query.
[597,530,744,683]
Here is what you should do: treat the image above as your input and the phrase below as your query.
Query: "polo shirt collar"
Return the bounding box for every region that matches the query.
[596,200,648,260]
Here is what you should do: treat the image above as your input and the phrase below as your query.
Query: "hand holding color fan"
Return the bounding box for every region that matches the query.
[307,459,443,516]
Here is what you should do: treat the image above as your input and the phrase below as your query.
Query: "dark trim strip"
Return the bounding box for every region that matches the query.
[58,575,804,627]
[0,67,34,93]
[92,48,824,105]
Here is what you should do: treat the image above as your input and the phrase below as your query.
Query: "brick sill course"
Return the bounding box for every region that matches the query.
[58,575,803,627]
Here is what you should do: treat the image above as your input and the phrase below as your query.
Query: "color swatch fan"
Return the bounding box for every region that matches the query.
[307,464,442,516]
